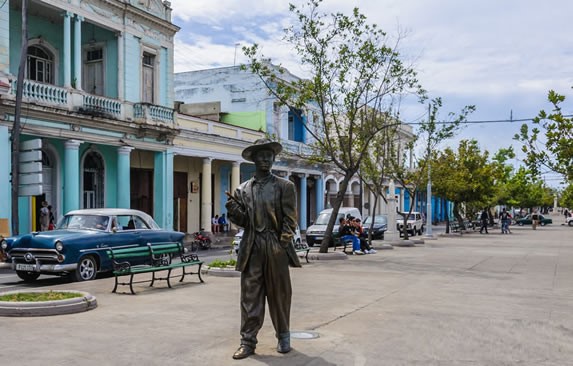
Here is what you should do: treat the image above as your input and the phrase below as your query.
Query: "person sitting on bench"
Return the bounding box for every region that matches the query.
[339,217,363,255]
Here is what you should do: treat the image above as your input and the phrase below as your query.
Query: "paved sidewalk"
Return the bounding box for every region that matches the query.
[2,223,573,365]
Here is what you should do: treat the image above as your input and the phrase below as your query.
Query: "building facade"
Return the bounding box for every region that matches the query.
[174,65,327,230]
[0,0,179,234]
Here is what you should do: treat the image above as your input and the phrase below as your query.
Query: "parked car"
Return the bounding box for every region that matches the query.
[362,215,388,239]
[396,211,424,236]
[0,209,185,282]
[305,207,362,246]
[515,214,553,226]
[233,226,302,254]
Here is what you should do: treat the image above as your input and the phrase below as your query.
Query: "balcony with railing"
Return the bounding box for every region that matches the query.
[11,79,68,106]
[6,79,175,126]
[133,103,175,125]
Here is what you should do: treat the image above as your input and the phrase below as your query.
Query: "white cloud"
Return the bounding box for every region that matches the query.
[169,0,573,155]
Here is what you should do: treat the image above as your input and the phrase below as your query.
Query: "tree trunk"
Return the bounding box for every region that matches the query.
[319,172,352,253]
[367,193,379,245]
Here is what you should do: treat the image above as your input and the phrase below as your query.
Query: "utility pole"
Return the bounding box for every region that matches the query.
[11,0,28,235]
[425,103,434,239]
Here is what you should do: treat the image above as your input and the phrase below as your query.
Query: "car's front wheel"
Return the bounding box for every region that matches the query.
[73,256,98,282]
[569,221,573,227]
[16,271,40,282]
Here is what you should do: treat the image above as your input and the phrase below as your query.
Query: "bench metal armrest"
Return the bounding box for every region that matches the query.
[113,260,132,272]
[181,253,199,263]
[151,254,171,267]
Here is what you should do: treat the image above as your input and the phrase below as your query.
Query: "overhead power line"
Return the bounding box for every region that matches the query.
[404,114,573,126]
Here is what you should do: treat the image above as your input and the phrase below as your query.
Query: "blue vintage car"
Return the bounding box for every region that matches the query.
[0,209,185,282]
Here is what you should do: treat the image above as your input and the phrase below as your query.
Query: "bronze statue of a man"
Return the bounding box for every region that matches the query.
[226,138,301,360]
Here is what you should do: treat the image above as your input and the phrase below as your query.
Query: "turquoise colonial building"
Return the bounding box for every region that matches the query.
[0,0,179,234]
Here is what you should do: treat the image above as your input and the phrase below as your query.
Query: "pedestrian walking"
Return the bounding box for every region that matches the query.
[479,209,489,234]
[531,210,540,230]
[500,208,511,234]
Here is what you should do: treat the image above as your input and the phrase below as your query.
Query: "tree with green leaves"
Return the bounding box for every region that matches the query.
[431,139,496,225]
[385,98,473,238]
[560,183,573,210]
[243,0,424,252]
[514,89,573,181]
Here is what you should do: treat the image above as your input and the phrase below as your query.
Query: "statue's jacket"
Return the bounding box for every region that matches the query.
[227,174,302,272]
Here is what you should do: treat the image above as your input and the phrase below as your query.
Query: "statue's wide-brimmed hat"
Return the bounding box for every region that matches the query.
[242,138,283,162]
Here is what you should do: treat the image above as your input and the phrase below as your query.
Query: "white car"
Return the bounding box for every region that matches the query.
[396,211,425,236]
[233,226,302,254]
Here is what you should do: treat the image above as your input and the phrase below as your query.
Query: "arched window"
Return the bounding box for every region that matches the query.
[27,45,54,84]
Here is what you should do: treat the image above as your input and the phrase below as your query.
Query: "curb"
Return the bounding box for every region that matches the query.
[0,290,97,317]
[390,240,416,247]
[307,251,348,261]
[202,267,240,277]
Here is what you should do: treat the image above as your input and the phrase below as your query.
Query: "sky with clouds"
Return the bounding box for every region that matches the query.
[169,0,573,186]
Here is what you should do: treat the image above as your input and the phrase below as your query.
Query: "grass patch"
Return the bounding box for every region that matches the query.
[208,258,237,268]
[0,291,83,302]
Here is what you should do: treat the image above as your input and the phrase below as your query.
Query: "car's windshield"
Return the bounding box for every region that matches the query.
[364,215,387,225]
[314,213,346,225]
[398,213,419,221]
[57,215,109,231]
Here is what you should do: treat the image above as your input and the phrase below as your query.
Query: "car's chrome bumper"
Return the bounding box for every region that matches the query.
[11,263,78,272]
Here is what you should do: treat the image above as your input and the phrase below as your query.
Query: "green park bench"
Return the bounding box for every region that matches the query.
[106,242,204,294]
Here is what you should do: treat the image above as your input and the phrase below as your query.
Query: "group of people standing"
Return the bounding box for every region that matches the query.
[339,216,377,255]
[480,207,513,234]
[39,201,55,231]
[211,214,228,233]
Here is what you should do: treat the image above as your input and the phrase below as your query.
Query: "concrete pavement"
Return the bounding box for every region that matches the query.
[1,221,572,365]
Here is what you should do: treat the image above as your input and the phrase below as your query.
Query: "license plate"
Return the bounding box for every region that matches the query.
[315,237,323,240]
[16,264,36,271]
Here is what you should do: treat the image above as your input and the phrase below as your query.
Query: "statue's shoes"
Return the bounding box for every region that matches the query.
[277,338,291,353]
[232,345,255,360]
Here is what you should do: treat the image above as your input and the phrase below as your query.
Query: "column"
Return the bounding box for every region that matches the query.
[116,32,124,100]
[63,11,72,87]
[64,140,81,214]
[347,187,355,208]
[201,158,212,233]
[229,161,241,231]
[117,146,132,209]
[0,126,11,230]
[299,174,308,230]
[73,15,83,90]
[154,150,174,229]
[231,161,241,193]
[219,165,230,215]
[386,180,398,241]
[315,175,324,214]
